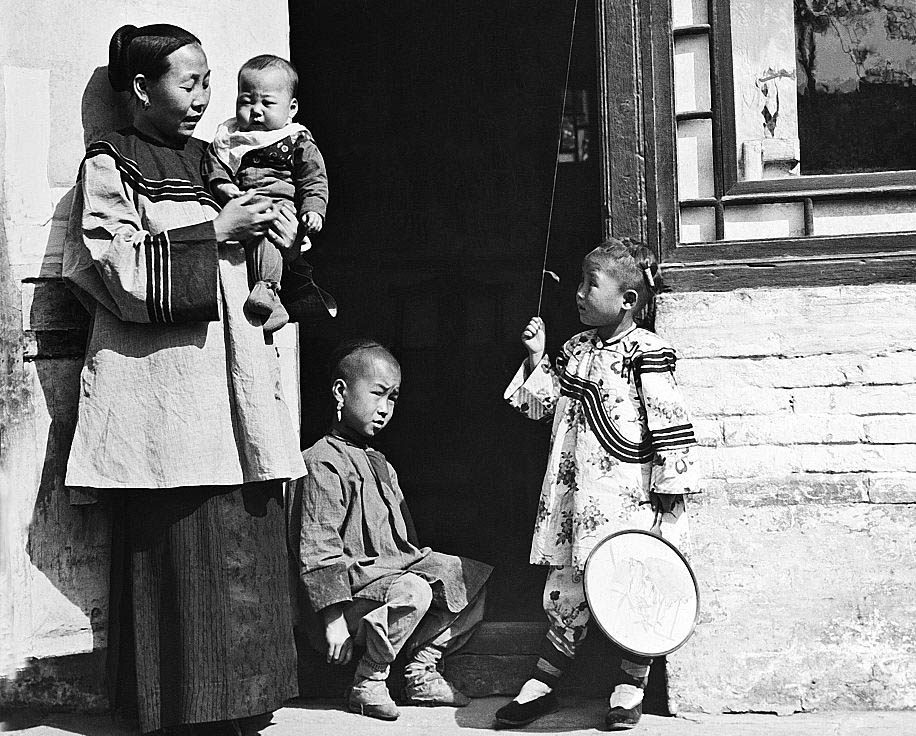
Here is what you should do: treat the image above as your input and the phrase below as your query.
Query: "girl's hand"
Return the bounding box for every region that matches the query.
[522,316,546,370]
[212,190,277,243]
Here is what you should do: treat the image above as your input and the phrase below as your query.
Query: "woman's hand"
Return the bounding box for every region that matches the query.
[266,200,302,261]
[522,316,546,371]
[212,190,278,243]
[322,604,353,665]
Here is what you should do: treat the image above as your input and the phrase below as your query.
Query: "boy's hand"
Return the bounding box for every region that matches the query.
[302,211,323,234]
[322,604,353,665]
[522,316,546,371]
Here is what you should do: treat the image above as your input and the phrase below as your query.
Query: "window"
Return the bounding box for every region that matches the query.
[631,0,916,289]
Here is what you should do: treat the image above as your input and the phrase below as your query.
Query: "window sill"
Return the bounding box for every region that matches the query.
[663,233,916,291]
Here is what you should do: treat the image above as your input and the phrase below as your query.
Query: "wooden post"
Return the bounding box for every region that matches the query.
[596,0,646,242]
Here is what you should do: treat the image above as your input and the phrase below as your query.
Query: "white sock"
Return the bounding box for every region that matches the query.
[514,678,552,704]
[609,683,644,709]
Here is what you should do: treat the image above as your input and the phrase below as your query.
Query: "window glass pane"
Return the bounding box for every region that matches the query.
[672,0,708,27]
[679,206,716,243]
[724,203,805,240]
[677,118,715,199]
[814,198,916,235]
[797,1,916,174]
[674,34,712,113]
[730,0,798,182]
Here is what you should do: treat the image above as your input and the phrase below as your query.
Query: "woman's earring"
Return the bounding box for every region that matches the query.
[141,99,151,110]
[335,400,343,423]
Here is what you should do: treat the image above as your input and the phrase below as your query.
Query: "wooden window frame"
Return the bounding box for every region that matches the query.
[596,0,916,291]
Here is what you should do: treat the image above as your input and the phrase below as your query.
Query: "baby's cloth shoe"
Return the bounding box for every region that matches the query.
[604,683,644,730]
[246,281,289,333]
[348,678,399,721]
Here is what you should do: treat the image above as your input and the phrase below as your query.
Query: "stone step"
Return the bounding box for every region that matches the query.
[296,622,671,713]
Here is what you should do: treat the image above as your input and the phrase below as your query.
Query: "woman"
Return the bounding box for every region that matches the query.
[63,24,306,734]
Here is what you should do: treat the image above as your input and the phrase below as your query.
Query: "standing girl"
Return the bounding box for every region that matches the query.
[496,239,700,730]
[63,24,305,734]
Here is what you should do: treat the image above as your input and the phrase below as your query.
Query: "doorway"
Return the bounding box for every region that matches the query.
[290,0,601,621]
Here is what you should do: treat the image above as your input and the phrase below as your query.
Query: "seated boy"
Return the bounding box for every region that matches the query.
[288,339,492,721]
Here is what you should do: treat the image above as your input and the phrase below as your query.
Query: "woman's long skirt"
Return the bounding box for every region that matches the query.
[109,483,297,733]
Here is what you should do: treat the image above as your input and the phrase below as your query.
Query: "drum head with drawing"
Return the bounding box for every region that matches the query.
[583,529,699,657]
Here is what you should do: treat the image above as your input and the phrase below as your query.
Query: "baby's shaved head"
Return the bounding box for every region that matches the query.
[330,339,400,384]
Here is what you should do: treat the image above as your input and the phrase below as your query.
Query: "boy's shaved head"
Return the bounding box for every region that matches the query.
[330,339,400,384]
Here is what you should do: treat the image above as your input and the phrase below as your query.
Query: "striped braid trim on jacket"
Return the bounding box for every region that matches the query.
[144,231,173,322]
[634,347,677,374]
[84,141,220,209]
[558,371,656,463]
[557,346,697,459]
[650,423,697,452]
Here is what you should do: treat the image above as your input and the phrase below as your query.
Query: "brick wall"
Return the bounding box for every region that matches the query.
[658,284,916,712]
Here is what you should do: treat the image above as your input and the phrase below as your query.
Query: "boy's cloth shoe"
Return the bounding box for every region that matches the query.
[604,701,642,730]
[493,692,559,727]
[348,679,399,721]
[404,671,471,707]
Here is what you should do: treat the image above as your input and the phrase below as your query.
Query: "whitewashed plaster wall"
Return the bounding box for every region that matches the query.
[659,285,916,712]
[0,0,295,706]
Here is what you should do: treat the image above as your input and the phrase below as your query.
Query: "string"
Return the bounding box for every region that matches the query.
[537,0,580,316]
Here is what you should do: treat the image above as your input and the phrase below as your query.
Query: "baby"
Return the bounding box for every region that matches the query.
[203,54,329,332]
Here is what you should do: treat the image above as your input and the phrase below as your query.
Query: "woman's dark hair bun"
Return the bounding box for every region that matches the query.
[106,23,200,95]
[108,24,138,91]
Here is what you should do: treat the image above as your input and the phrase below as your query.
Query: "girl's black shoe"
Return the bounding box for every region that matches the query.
[604,701,642,730]
[494,693,559,727]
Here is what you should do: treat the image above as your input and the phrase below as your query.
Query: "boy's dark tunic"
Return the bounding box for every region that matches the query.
[288,434,491,645]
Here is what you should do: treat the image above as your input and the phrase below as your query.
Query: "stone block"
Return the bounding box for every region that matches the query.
[658,286,916,358]
[699,474,869,506]
[683,386,792,417]
[719,414,864,446]
[866,474,916,503]
[691,418,722,446]
[679,355,854,390]
[857,350,916,385]
[862,415,916,444]
[698,444,916,480]
[789,385,916,416]
[19,280,86,332]
[682,350,916,390]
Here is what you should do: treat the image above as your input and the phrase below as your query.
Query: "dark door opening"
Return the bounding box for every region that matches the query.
[290,0,601,621]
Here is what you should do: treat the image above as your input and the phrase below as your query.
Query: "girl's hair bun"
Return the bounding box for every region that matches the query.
[108,25,138,91]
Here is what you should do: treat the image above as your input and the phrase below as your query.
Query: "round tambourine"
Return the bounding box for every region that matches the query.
[583,530,699,657]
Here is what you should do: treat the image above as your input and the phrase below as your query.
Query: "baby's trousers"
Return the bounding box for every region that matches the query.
[344,572,486,676]
[539,565,652,688]
[248,234,284,284]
